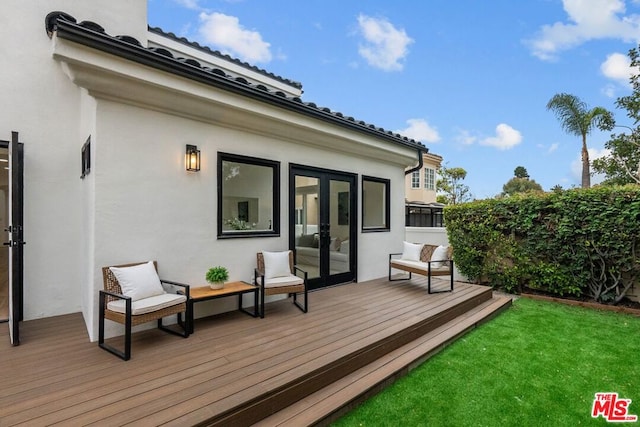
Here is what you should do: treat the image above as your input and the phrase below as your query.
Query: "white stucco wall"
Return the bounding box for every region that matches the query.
[0,0,146,324]
[91,100,410,339]
[2,1,423,342]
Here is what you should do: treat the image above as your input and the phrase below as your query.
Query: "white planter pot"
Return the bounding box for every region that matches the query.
[209,281,224,290]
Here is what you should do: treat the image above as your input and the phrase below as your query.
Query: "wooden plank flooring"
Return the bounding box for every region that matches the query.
[0,276,508,426]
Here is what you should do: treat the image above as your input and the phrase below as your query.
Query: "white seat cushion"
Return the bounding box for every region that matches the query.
[109,261,165,301]
[263,275,304,289]
[391,258,449,272]
[107,293,186,315]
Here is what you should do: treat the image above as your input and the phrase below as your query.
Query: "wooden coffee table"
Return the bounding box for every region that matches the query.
[188,281,259,333]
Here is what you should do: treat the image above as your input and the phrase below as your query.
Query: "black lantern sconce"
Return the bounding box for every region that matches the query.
[186,144,201,172]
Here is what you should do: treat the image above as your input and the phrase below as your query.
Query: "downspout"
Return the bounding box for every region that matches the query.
[405,148,425,175]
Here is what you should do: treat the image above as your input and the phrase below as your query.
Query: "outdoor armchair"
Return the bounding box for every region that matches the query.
[99,260,190,360]
[255,250,308,318]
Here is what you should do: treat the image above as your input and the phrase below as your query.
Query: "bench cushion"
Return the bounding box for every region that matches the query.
[402,241,423,261]
[391,258,450,273]
[430,245,450,268]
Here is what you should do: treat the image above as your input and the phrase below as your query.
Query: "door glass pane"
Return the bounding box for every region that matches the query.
[294,176,320,279]
[330,179,350,274]
[0,147,7,322]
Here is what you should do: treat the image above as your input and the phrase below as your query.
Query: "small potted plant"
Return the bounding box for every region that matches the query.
[206,266,229,290]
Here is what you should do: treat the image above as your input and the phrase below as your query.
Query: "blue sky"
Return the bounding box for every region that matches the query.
[148,0,640,198]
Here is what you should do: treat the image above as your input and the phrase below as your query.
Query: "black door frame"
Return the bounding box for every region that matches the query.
[1,132,24,346]
[289,164,357,290]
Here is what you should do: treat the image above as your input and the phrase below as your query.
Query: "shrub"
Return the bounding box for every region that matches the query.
[445,186,640,304]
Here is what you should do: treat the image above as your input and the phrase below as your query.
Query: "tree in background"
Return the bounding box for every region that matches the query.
[546,93,614,188]
[592,131,640,185]
[593,45,640,185]
[501,166,543,196]
[514,166,529,179]
[436,166,472,205]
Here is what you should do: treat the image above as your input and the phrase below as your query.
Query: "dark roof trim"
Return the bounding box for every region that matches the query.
[45,12,426,152]
[147,26,302,90]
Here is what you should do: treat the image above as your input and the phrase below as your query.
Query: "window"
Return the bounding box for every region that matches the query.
[362,176,390,232]
[217,153,280,238]
[411,170,420,188]
[405,204,444,227]
[424,167,435,190]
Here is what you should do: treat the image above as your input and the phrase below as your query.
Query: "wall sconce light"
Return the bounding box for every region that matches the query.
[186,144,200,172]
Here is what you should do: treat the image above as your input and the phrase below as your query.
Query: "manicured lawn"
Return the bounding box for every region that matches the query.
[333,298,640,426]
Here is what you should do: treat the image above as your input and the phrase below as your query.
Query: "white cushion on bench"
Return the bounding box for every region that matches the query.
[430,245,450,268]
[401,241,423,261]
[107,293,186,315]
[391,258,450,273]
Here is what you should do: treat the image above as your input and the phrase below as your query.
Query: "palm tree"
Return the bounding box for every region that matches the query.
[546,93,613,188]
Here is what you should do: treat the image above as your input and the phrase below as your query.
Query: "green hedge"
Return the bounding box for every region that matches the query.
[444,186,640,304]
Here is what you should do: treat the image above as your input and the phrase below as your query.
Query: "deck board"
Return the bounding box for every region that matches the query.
[0,276,502,426]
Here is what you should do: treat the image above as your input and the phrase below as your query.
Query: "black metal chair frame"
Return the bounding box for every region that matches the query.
[98,278,190,361]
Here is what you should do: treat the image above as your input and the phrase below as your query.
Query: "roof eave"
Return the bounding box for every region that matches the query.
[48,13,426,153]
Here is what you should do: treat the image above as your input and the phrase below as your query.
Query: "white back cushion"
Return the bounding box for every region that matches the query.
[401,241,423,261]
[430,245,449,268]
[263,251,292,279]
[110,261,165,301]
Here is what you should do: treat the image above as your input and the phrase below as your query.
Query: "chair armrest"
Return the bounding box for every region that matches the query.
[254,268,265,286]
[293,265,308,281]
[99,289,130,301]
[425,259,454,269]
[389,252,402,261]
[98,290,131,316]
[160,279,190,298]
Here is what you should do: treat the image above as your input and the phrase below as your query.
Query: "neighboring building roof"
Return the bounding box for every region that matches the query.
[147,26,303,92]
[406,201,445,208]
[45,11,427,153]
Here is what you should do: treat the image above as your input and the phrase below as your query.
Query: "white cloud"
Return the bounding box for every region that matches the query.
[548,143,560,153]
[571,147,610,184]
[601,52,634,84]
[356,15,414,71]
[174,0,205,11]
[454,129,477,145]
[395,119,440,143]
[526,0,640,61]
[601,82,618,98]
[480,124,523,150]
[198,12,272,63]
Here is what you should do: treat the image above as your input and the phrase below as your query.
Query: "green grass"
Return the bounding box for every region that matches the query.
[333,298,640,427]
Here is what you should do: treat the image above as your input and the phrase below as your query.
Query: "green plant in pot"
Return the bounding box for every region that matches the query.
[206,266,229,290]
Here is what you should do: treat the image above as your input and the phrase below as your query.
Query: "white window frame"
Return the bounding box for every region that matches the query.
[424,167,435,190]
[411,170,420,189]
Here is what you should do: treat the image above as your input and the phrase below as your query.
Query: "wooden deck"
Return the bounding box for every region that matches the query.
[0,276,511,426]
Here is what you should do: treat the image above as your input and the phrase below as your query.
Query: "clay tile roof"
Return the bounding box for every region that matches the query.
[44,11,427,153]
[148,26,303,90]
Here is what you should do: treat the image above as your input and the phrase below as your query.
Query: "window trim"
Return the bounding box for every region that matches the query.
[411,169,420,189]
[424,167,435,190]
[217,152,280,239]
[361,175,390,233]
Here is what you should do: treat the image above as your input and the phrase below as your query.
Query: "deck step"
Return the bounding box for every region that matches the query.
[254,295,512,427]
